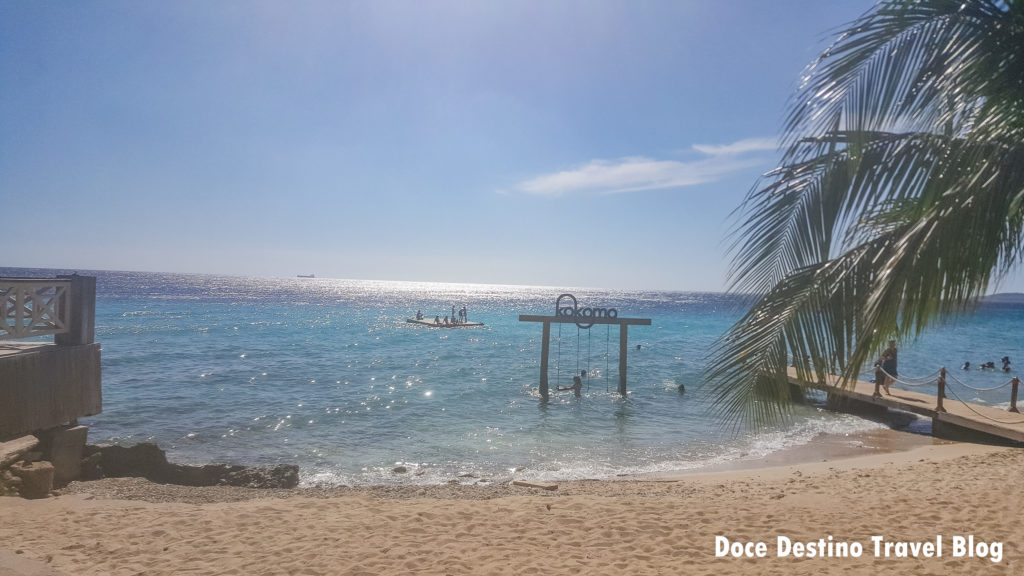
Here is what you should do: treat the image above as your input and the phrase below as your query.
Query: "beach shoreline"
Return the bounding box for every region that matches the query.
[3,435,1019,575]
[645,424,949,479]
[44,427,989,505]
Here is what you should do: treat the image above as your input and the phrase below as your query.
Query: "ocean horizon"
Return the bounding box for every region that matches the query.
[4,267,1022,486]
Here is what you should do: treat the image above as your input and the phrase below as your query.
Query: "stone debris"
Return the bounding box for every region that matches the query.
[0,435,40,468]
[9,461,54,499]
[85,443,300,489]
[512,480,558,491]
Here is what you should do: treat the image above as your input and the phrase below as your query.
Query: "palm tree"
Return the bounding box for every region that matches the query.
[707,0,1024,427]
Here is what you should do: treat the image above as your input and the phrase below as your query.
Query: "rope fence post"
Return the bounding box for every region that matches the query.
[1010,377,1020,414]
[935,367,947,413]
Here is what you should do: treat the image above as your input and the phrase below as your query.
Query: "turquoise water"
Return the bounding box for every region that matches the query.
[4,268,1022,485]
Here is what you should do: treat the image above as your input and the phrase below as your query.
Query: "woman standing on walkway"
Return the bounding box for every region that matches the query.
[881,340,898,395]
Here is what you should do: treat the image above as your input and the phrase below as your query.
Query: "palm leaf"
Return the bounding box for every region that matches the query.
[708,0,1024,429]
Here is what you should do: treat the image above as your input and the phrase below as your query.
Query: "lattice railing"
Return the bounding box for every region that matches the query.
[0,279,72,340]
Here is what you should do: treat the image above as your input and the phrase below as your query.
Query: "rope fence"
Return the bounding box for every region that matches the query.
[872,366,1024,425]
[878,367,941,388]
[940,382,1024,425]
[554,321,616,393]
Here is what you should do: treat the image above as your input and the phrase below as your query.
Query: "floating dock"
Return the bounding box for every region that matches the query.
[406,318,484,328]
[790,368,1024,445]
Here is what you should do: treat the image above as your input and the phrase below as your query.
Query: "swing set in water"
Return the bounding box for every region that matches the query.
[518,293,651,401]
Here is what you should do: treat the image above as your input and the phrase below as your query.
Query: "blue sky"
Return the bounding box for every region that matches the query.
[4,1,1021,292]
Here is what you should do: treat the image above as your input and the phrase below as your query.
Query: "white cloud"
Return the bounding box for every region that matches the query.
[691,137,778,156]
[515,137,778,197]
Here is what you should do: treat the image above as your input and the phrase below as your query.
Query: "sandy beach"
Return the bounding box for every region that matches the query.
[1,436,1020,576]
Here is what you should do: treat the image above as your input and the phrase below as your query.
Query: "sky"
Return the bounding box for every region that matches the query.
[4,1,1023,292]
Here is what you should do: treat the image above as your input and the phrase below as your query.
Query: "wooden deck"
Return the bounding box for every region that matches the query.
[789,369,1024,444]
[406,318,484,328]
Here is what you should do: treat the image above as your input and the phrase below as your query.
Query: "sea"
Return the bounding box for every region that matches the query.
[4,267,1023,486]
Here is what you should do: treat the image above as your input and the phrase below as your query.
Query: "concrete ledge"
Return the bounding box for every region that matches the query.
[825,392,889,418]
[932,418,1024,446]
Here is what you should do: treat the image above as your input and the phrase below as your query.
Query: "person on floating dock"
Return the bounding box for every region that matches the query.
[557,375,583,398]
[434,315,441,325]
[416,310,424,320]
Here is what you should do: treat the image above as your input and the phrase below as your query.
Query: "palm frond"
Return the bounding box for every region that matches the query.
[709,0,1024,428]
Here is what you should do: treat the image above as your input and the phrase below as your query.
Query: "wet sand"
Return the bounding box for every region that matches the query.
[1,429,1020,575]
[657,425,947,477]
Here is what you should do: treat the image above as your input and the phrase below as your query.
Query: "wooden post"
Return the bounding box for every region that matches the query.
[618,324,628,396]
[539,321,551,401]
[935,367,947,413]
[55,274,96,346]
[1010,377,1020,413]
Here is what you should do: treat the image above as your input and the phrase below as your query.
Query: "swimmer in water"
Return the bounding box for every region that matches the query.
[557,375,583,398]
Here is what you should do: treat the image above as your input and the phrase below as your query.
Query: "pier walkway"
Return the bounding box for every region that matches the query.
[789,368,1024,445]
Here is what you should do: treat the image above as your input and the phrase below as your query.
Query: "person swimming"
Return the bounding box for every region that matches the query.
[557,375,582,398]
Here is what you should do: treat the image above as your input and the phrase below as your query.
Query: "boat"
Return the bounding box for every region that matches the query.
[406,316,484,328]
[297,274,315,278]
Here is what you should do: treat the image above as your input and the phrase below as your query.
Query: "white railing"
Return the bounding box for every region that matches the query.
[0,279,72,340]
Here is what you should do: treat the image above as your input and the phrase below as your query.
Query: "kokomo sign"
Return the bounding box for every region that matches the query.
[555,293,618,329]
